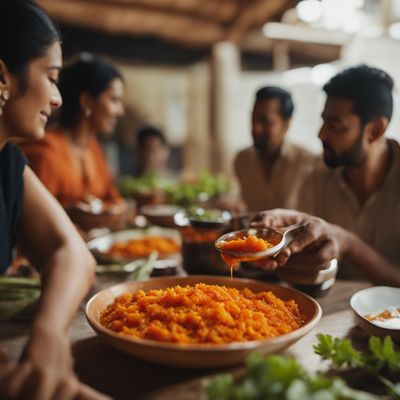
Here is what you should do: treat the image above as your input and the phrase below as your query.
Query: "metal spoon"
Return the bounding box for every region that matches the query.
[215,223,305,260]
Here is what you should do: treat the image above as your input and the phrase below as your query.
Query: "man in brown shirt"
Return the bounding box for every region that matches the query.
[293,65,400,281]
[234,86,316,211]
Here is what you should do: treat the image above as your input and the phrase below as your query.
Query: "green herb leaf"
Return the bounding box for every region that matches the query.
[127,251,158,281]
[314,335,400,399]
[204,352,380,400]
[313,334,364,368]
[368,336,400,373]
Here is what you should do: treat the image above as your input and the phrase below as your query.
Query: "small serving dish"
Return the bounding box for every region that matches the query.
[350,286,400,338]
[67,200,136,232]
[174,208,232,230]
[188,208,232,229]
[140,204,182,227]
[87,227,181,264]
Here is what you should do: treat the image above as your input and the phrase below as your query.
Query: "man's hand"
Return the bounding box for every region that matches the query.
[251,209,343,270]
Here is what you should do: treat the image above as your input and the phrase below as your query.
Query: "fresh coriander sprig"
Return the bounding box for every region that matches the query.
[314,334,400,399]
[205,352,380,400]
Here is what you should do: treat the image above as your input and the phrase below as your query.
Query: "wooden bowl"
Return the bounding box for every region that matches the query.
[67,202,136,232]
[86,276,321,368]
[140,204,182,227]
[130,190,166,208]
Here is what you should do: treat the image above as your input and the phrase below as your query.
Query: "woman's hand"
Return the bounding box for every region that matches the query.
[251,209,344,270]
[0,332,110,400]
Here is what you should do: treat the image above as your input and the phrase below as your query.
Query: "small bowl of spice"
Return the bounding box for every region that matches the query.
[350,286,400,339]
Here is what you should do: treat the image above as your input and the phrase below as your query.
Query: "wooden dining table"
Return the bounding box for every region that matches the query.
[1,276,371,400]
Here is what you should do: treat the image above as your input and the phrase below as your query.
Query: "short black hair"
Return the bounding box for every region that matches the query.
[255,86,294,119]
[58,53,123,128]
[137,125,166,148]
[1,0,60,76]
[323,64,394,125]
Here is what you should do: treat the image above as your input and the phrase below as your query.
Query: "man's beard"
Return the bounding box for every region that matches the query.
[253,136,278,156]
[322,131,364,168]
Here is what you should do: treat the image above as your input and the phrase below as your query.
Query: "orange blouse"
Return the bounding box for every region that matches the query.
[19,130,122,207]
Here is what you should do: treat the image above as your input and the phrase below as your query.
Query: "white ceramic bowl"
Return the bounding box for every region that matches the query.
[86,276,321,368]
[350,286,400,338]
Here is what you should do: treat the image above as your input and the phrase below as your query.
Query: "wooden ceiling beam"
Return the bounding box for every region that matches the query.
[39,0,295,49]
[39,0,224,48]
[44,0,238,23]
[226,0,294,42]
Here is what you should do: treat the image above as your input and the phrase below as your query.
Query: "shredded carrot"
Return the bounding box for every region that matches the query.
[106,236,180,258]
[219,235,273,253]
[366,307,400,321]
[100,284,304,344]
[218,235,274,270]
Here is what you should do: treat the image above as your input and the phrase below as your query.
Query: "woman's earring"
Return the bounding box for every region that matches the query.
[85,109,92,117]
[0,88,9,116]
[51,95,60,106]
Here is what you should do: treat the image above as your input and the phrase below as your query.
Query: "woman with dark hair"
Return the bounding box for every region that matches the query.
[20,54,125,208]
[0,1,107,399]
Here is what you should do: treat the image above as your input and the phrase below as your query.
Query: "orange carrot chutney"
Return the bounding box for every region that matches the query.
[100,284,304,344]
[219,235,274,269]
[106,236,180,258]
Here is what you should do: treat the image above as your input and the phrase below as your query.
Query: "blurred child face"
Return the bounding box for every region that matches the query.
[2,42,62,141]
[142,136,169,171]
[251,98,289,156]
[90,78,125,136]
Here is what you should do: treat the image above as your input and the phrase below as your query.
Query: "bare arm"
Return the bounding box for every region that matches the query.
[252,208,400,287]
[0,167,108,400]
[18,167,95,332]
[339,228,400,286]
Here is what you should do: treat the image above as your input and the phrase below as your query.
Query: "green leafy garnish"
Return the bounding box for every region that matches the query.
[314,334,400,398]
[204,335,400,399]
[127,251,158,281]
[118,170,228,207]
[204,352,379,400]
[118,172,169,197]
[313,334,364,368]
[0,277,41,321]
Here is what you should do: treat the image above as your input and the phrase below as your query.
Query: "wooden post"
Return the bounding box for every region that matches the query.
[273,40,290,71]
[209,41,240,174]
[184,63,211,176]
[381,0,393,29]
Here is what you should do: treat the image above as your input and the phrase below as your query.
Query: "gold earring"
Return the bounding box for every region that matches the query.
[85,109,92,117]
[0,88,9,116]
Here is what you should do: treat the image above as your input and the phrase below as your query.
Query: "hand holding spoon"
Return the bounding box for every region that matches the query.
[215,223,305,260]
